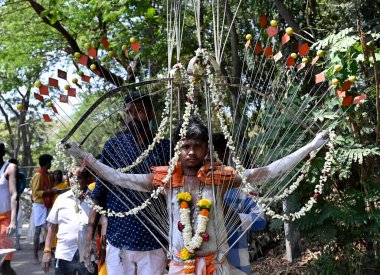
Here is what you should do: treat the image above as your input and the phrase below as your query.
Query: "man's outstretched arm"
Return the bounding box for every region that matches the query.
[235,132,328,185]
[65,142,154,191]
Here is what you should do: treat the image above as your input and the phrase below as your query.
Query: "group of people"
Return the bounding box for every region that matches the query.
[0,93,326,275]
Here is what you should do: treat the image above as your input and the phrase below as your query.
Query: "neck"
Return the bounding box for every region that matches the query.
[40,166,48,173]
[182,165,201,176]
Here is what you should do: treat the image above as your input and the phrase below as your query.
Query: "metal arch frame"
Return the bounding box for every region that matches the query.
[61,78,171,144]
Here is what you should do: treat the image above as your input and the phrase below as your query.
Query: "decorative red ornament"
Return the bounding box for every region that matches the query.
[178,221,184,232]
[201,232,209,242]
[313,193,320,200]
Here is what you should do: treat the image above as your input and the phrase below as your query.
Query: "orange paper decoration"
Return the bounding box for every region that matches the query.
[101,37,110,49]
[315,72,325,84]
[353,94,366,104]
[34,93,44,103]
[342,96,353,106]
[264,46,273,57]
[68,88,76,97]
[43,114,52,122]
[266,26,278,37]
[254,42,263,55]
[259,14,267,28]
[245,39,251,49]
[131,42,140,52]
[312,56,319,65]
[39,85,49,96]
[341,81,351,92]
[298,43,309,56]
[59,94,68,103]
[297,63,305,72]
[335,90,346,98]
[48,78,59,88]
[57,69,67,80]
[281,33,290,45]
[286,57,295,67]
[78,55,88,66]
[88,47,97,58]
[82,75,91,83]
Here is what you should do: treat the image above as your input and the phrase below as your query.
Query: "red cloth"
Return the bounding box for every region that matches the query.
[37,168,53,209]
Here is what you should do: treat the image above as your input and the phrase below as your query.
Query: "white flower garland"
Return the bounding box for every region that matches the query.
[261,131,336,221]
[70,174,165,217]
[207,71,255,195]
[259,149,318,203]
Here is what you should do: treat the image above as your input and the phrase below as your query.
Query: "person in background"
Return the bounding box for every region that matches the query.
[86,94,170,275]
[8,158,26,251]
[42,167,97,275]
[31,154,57,264]
[52,170,69,203]
[0,140,17,275]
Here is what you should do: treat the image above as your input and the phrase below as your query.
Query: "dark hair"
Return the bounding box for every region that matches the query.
[81,167,93,180]
[173,116,208,145]
[39,154,53,167]
[124,93,153,112]
[53,170,63,177]
[212,133,227,152]
[8,158,18,165]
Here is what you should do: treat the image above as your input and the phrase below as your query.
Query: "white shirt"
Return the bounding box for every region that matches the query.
[47,189,89,262]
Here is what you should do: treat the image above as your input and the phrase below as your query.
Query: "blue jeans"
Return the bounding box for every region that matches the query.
[55,250,97,275]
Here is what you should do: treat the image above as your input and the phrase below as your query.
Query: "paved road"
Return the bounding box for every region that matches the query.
[11,225,54,275]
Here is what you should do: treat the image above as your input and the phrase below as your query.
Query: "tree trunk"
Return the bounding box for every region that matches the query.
[282,195,301,262]
[273,0,301,33]
[224,0,241,118]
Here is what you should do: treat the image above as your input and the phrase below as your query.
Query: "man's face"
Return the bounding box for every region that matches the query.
[179,138,208,169]
[46,161,52,170]
[77,173,89,190]
[53,172,62,183]
[125,100,150,125]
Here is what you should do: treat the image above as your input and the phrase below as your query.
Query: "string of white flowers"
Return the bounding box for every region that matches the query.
[261,131,336,221]
[162,78,195,184]
[118,88,172,173]
[54,142,77,173]
[259,149,318,203]
[70,172,165,217]
[207,70,255,195]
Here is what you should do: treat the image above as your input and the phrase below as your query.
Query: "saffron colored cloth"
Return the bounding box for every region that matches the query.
[152,162,237,187]
[0,211,14,261]
[169,253,231,275]
[53,182,69,203]
[91,133,171,251]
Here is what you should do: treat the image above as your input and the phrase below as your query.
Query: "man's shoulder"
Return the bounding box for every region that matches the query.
[105,133,132,144]
[31,171,43,181]
[54,189,73,203]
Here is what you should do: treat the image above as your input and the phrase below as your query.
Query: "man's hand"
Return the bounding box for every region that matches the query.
[41,252,51,273]
[6,223,16,236]
[311,131,328,150]
[84,240,98,273]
